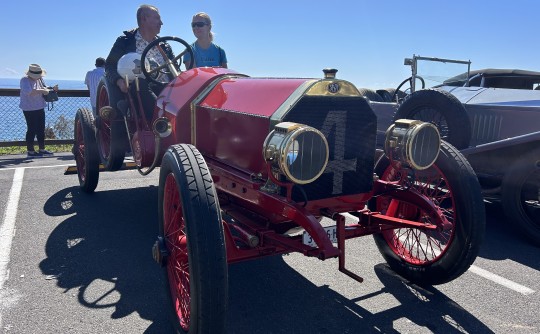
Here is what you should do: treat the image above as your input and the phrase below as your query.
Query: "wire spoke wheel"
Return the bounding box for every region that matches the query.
[163,173,191,331]
[95,79,126,171]
[371,141,485,285]
[158,144,227,333]
[377,166,454,265]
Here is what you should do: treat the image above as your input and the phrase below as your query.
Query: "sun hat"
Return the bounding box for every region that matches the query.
[25,64,46,79]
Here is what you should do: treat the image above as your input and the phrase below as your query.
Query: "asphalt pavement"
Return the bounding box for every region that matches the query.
[0,153,538,333]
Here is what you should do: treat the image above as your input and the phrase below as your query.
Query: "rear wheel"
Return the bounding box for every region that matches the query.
[370,141,485,285]
[501,149,540,246]
[158,144,227,333]
[95,79,127,171]
[74,108,99,193]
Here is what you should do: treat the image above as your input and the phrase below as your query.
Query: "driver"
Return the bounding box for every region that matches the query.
[104,4,176,121]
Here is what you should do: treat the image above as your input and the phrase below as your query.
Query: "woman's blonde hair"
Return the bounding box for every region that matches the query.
[193,12,214,41]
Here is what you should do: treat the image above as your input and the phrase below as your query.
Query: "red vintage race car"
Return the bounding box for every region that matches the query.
[73,37,485,333]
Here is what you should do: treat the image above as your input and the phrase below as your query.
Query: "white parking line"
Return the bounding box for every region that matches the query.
[469,264,536,295]
[0,168,24,291]
[0,163,73,171]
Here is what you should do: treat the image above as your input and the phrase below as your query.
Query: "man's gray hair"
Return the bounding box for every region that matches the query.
[137,4,159,26]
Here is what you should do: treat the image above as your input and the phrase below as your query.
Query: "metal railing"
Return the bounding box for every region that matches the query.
[0,88,91,147]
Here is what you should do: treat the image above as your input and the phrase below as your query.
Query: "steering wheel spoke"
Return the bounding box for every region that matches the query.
[141,36,194,85]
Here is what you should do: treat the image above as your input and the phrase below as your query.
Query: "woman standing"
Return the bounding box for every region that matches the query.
[183,12,227,68]
[19,63,57,157]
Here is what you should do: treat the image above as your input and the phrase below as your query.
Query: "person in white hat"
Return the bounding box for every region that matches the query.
[19,63,58,157]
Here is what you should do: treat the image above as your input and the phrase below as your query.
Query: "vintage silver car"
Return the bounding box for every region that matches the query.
[367,55,540,246]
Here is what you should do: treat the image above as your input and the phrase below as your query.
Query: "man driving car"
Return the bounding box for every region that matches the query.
[104,4,175,121]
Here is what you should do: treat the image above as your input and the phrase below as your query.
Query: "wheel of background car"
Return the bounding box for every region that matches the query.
[95,79,127,171]
[158,144,227,333]
[74,108,100,193]
[357,88,384,102]
[391,76,426,102]
[377,88,406,102]
[369,141,485,285]
[141,36,194,85]
[393,88,471,149]
[501,148,540,247]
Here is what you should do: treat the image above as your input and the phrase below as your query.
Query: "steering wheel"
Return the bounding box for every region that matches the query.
[141,36,194,85]
[391,76,425,102]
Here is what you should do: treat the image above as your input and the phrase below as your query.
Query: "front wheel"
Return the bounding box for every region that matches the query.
[74,108,99,193]
[370,141,485,285]
[501,149,540,246]
[157,144,227,333]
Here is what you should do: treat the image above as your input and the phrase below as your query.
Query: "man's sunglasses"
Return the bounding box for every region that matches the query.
[191,22,208,28]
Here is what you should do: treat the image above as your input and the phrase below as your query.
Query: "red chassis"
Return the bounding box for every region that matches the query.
[73,37,485,334]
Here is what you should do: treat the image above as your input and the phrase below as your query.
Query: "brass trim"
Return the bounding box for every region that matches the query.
[305,80,361,96]
[263,122,329,184]
[278,126,329,184]
[269,79,361,129]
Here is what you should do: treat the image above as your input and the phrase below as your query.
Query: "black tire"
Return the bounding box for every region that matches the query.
[377,88,405,102]
[74,108,100,193]
[95,79,127,171]
[501,149,540,246]
[158,144,227,333]
[394,89,471,149]
[357,88,384,102]
[370,141,485,285]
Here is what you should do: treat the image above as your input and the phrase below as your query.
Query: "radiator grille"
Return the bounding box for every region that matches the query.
[282,96,377,201]
[471,112,503,146]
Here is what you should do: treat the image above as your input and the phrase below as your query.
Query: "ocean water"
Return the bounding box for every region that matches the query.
[0,78,90,141]
[0,77,87,90]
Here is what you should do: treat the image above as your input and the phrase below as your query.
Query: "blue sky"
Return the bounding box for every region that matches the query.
[1,0,538,89]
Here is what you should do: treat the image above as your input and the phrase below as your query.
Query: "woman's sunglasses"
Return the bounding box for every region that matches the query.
[191,22,208,28]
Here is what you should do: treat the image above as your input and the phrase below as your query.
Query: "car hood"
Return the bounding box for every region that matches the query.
[440,86,540,108]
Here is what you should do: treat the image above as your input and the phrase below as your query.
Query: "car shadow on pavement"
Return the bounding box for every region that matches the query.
[39,185,493,334]
[0,152,74,169]
[0,156,33,168]
[227,259,493,334]
[40,185,175,333]
[479,202,539,270]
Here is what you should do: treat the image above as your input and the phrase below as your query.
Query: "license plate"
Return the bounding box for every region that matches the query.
[302,225,337,247]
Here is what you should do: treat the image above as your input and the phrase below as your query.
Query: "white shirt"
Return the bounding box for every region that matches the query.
[85,67,105,108]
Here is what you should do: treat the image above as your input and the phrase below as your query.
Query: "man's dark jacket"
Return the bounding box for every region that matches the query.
[105,28,175,85]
